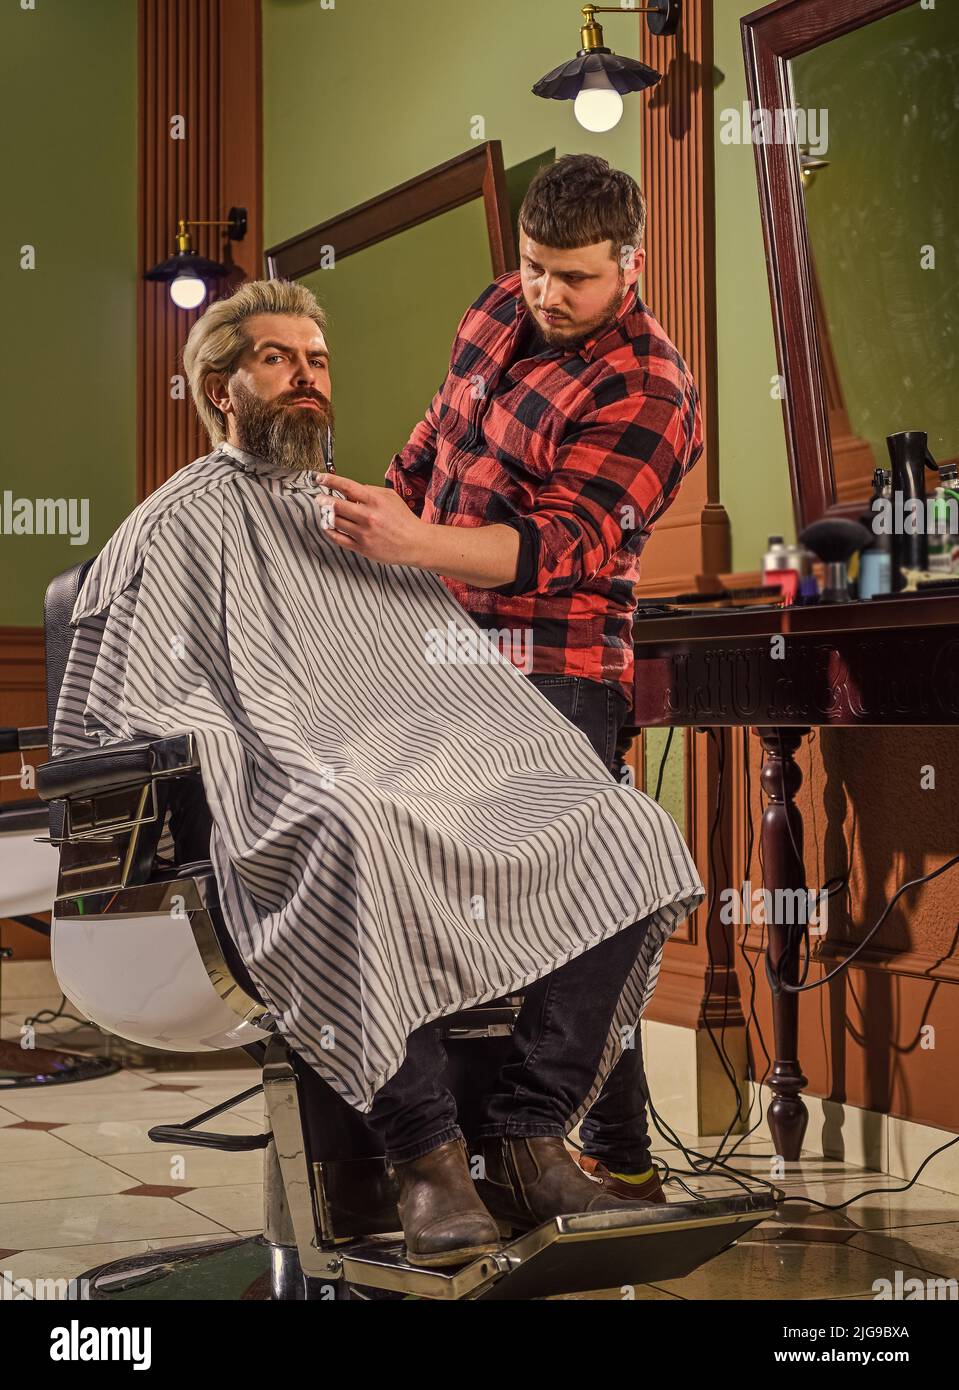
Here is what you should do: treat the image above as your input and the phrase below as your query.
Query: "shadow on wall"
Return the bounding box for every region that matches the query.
[819,725,959,1125]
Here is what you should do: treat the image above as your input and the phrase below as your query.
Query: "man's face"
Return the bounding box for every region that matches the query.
[518,231,645,352]
[205,313,335,472]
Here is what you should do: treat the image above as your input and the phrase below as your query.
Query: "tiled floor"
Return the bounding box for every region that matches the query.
[3,993,959,1301]
[1,991,264,1294]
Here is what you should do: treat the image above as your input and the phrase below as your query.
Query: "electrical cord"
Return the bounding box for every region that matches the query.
[695,730,782,1166]
[635,725,785,1205]
[637,721,959,1215]
[649,727,759,1161]
[652,725,674,802]
[776,1129,959,1213]
[665,727,786,1190]
[767,849,959,994]
[701,728,747,1113]
[756,738,959,1208]
[705,725,776,1167]
[22,994,95,1033]
[654,725,762,1157]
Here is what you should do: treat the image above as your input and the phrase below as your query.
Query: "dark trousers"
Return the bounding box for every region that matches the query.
[366,675,655,1172]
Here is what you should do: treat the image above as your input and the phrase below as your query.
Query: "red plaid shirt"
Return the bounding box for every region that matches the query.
[385,270,703,719]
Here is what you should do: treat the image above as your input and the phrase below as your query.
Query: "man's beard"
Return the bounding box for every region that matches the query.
[527,271,628,353]
[230,381,336,472]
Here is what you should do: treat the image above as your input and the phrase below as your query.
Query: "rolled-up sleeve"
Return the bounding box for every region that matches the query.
[385,303,477,517]
[489,385,702,599]
[384,385,443,519]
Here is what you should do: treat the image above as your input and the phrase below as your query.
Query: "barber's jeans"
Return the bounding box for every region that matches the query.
[526,676,655,1175]
[365,675,654,1172]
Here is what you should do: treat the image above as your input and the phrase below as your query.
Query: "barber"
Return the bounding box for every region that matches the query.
[318,153,703,1204]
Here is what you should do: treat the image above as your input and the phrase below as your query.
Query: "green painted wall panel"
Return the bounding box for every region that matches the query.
[262,0,646,256]
[301,198,494,482]
[1,0,138,627]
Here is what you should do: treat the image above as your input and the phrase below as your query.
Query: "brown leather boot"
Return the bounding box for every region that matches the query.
[388,1137,502,1268]
[474,1136,660,1235]
[574,1153,668,1204]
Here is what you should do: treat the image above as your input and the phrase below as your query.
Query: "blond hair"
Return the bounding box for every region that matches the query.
[181,279,328,445]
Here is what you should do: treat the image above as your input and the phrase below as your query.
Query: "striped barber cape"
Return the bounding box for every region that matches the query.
[52,441,705,1120]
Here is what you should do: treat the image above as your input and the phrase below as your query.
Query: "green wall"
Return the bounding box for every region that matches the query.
[0,0,138,628]
[261,0,808,570]
[259,0,807,816]
[2,2,942,618]
[714,0,796,569]
[262,0,646,241]
[262,0,647,485]
[299,198,495,482]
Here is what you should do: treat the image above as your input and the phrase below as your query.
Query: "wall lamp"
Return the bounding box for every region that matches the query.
[144,207,247,310]
[533,2,681,133]
[799,149,830,190]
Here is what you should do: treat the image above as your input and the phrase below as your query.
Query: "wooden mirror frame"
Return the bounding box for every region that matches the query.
[263,142,517,282]
[741,0,917,530]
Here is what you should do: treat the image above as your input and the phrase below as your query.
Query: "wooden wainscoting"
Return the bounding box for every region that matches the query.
[0,625,50,961]
[138,0,263,496]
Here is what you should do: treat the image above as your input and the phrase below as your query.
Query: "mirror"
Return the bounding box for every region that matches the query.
[264,143,551,486]
[743,0,959,528]
[297,200,496,483]
[790,4,959,502]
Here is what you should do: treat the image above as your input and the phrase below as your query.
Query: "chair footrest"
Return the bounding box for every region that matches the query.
[147,1123,271,1153]
[147,1081,268,1152]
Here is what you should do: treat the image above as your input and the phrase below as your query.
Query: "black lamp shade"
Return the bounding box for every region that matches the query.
[144,250,229,284]
[533,49,662,101]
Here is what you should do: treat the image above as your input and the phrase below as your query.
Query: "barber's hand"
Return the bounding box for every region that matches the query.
[315,474,427,567]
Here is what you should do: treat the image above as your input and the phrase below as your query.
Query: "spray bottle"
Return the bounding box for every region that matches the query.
[858,468,893,598]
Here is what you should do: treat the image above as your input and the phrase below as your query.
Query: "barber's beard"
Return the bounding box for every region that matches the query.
[230,382,336,472]
[529,271,627,353]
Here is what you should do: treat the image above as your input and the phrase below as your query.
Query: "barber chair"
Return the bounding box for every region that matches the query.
[31,559,775,1300]
[0,726,118,1087]
[0,726,58,923]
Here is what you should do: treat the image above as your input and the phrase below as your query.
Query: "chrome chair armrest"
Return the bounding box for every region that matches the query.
[35,734,200,848]
[36,733,199,803]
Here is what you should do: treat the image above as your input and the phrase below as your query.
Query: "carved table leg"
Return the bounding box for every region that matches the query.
[755,726,811,1162]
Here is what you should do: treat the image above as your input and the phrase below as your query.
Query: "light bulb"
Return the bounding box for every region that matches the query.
[573,70,624,133]
[170,274,207,310]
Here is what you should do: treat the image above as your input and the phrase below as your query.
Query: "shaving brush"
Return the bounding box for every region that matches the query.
[799,518,873,603]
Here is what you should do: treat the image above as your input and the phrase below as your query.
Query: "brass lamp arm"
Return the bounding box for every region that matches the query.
[579,3,676,50]
[173,210,247,253]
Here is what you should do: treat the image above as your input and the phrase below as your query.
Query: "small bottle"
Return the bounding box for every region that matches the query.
[928,461,959,575]
[763,535,800,605]
[796,572,820,605]
[859,468,893,599]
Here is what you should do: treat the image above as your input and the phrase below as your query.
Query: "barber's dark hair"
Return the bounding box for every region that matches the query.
[518,154,646,258]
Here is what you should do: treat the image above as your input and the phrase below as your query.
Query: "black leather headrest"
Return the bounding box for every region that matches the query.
[43,559,97,737]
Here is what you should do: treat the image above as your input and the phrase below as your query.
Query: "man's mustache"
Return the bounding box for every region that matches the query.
[279,392,330,410]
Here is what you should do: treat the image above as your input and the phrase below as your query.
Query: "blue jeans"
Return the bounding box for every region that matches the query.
[365,675,654,1173]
